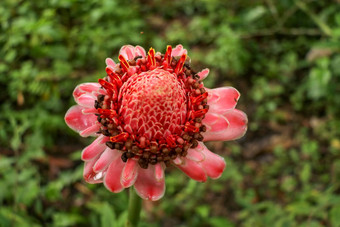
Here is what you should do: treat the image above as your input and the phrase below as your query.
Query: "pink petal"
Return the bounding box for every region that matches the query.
[73,83,101,101]
[82,108,98,115]
[104,155,125,193]
[173,157,182,165]
[121,158,139,188]
[154,163,165,182]
[222,109,248,140]
[79,123,100,137]
[202,113,230,141]
[105,58,116,67]
[93,148,120,172]
[65,105,98,134]
[134,165,165,201]
[197,68,209,80]
[207,87,240,114]
[119,45,136,60]
[76,94,95,108]
[199,142,226,179]
[81,135,108,161]
[171,44,188,56]
[176,158,207,182]
[203,109,247,141]
[186,147,205,162]
[135,46,146,57]
[84,156,103,183]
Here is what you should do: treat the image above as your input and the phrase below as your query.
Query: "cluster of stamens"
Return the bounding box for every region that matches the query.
[94,46,209,168]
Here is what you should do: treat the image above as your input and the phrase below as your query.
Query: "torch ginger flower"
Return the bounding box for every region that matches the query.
[65,45,247,201]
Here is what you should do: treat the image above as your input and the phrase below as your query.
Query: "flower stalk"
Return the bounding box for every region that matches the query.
[126,188,142,227]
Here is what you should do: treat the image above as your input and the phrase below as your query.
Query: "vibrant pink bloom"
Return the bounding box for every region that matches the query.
[65,45,247,201]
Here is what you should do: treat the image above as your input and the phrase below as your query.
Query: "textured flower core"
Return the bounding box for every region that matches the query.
[95,46,209,168]
[120,69,187,139]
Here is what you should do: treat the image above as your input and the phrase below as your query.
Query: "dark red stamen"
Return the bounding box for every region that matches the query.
[166,135,176,148]
[192,92,208,104]
[174,54,187,74]
[191,109,208,118]
[106,67,123,88]
[110,132,129,143]
[98,108,116,117]
[118,55,129,72]
[148,48,156,67]
[184,122,199,133]
[164,45,172,66]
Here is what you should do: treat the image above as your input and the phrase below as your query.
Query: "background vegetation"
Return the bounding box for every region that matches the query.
[1,0,340,226]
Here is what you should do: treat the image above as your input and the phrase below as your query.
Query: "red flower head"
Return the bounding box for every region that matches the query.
[65,45,247,201]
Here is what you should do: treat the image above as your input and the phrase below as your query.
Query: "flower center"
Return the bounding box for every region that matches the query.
[94,46,209,168]
[119,69,187,140]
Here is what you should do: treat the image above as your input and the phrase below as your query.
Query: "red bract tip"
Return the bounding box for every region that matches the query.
[118,55,130,72]
[174,54,187,74]
[148,48,156,67]
[105,67,123,88]
[164,45,172,66]
[98,79,116,96]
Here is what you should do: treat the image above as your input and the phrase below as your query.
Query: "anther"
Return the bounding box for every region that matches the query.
[121,153,128,162]
[191,140,198,148]
[105,141,115,149]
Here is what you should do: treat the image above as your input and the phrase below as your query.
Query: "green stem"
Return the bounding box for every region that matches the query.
[126,188,142,227]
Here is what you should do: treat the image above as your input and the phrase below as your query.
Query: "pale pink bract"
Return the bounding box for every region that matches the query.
[65,45,247,201]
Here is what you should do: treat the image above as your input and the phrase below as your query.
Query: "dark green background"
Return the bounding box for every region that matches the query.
[1,0,340,226]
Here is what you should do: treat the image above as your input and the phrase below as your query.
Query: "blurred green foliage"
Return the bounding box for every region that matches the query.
[1,0,340,226]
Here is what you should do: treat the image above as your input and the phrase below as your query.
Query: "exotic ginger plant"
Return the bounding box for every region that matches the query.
[65,45,247,226]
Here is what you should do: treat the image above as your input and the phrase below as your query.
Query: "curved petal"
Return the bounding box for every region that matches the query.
[202,113,230,141]
[64,105,98,135]
[93,148,120,172]
[105,58,116,67]
[79,124,100,137]
[186,147,205,162]
[207,87,240,114]
[175,158,207,182]
[222,109,248,140]
[104,155,125,193]
[73,83,101,102]
[154,163,165,182]
[198,142,226,179]
[197,68,209,80]
[134,165,165,201]
[119,45,136,60]
[121,158,139,188]
[135,46,146,57]
[203,109,247,141]
[81,135,108,161]
[84,155,103,184]
[76,94,96,108]
[171,44,187,56]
